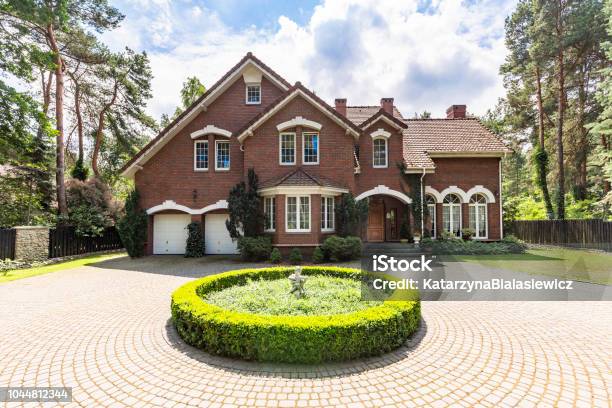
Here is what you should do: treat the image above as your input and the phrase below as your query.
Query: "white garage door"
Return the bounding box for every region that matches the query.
[153,214,191,255]
[205,214,238,254]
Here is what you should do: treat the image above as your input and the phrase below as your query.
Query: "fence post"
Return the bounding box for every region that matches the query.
[14,226,50,262]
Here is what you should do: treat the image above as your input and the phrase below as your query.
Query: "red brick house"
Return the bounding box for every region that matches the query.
[121,53,510,255]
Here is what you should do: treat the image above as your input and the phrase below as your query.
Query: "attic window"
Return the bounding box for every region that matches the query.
[246,84,261,104]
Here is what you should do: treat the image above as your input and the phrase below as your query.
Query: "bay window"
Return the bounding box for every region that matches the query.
[286,196,310,232]
[264,197,276,232]
[320,196,335,231]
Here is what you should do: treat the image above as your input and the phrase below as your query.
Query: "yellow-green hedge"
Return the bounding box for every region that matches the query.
[171,267,420,364]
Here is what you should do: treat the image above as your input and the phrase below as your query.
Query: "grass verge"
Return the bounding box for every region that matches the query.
[452,248,612,285]
[0,252,127,284]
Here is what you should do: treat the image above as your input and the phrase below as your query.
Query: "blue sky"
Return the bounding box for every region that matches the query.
[103,0,518,120]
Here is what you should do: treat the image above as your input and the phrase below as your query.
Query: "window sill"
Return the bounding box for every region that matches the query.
[279,162,296,166]
[245,101,261,105]
[286,230,311,234]
[373,165,389,169]
[303,161,319,165]
[215,168,230,171]
[194,168,209,172]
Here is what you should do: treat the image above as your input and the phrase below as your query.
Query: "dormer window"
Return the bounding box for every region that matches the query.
[246,84,261,104]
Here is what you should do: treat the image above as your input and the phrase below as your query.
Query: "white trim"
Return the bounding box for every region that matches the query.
[191,125,232,139]
[264,196,276,232]
[215,140,230,171]
[466,185,496,203]
[277,116,322,132]
[285,195,311,233]
[362,115,404,130]
[193,140,209,171]
[245,83,261,105]
[442,199,462,238]
[302,132,319,165]
[425,186,444,203]
[440,186,469,203]
[468,198,488,239]
[146,199,228,215]
[355,185,412,204]
[259,186,347,196]
[372,137,388,168]
[427,151,507,158]
[121,58,289,178]
[370,128,391,139]
[404,167,435,174]
[279,132,296,165]
[237,88,360,143]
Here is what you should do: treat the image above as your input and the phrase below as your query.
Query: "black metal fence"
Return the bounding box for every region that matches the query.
[0,229,16,260]
[511,219,612,251]
[49,226,123,258]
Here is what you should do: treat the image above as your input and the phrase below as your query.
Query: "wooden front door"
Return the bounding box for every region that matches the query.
[367,200,385,242]
[386,208,398,241]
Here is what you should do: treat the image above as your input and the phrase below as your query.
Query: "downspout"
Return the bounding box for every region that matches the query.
[420,168,426,236]
[499,155,505,239]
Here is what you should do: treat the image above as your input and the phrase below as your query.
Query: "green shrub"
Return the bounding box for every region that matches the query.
[289,248,303,264]
[171,266,421,363]
[269,247,282,264]
[116,189,147,258]
[311,246,325,263]
[461,228,474,241]
[399,214,411,240]
[420,234,527,255]
[237,236,272,261]
[321,235,362,261]
[185,222,204,257]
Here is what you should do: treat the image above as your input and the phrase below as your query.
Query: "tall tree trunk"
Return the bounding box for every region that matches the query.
[92,82,118,177]
[574,62,588,200]
[69,72,84,162]
[535,65,555,219]
[46,24,68,217]
[555,1,566,220]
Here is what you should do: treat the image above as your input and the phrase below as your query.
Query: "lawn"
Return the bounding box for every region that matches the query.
[0,252,127,284]
[452,247,612,285]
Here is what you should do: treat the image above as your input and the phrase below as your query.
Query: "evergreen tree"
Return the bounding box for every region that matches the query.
[226,168,264,239]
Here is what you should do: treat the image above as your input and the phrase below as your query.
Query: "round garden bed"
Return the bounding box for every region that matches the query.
[171,267,420,364]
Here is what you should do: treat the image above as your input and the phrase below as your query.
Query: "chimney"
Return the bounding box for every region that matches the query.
[446,104,466,119]
[381,98,394,115]
[334,98,347,116]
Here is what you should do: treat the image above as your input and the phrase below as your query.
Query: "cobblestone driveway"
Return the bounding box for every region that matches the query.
[0,256,610,407]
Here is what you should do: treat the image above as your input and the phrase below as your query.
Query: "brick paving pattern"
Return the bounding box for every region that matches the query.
[0,256,610,407]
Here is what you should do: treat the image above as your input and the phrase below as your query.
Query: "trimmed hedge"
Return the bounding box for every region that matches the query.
[420,235,528,254]
[171,266,420,364]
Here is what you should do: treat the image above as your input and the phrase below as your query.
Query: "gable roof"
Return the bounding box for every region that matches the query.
[359,108,407,131]
[120,52,291,178]
[235,82,363,142]
[346,106,404,126]
[259,167,347,190]
[401,118,511,170]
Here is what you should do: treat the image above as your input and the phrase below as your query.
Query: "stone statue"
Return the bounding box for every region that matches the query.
[289,266,307,298]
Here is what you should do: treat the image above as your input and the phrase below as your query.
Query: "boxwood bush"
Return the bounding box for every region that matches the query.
[321,235,362,261]
[420,235,528,254]
[237,236,272,261]
[171,266,420,364]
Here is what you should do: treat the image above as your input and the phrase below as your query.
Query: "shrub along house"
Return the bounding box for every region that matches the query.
[120,53,510,255]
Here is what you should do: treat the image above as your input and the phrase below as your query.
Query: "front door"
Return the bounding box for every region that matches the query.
[386,208,398,241]
[367,200,384,242]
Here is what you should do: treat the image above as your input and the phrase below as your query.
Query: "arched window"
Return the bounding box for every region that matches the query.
[443,194,462,237]
[426,194,436,238]
[469,194,488,239]
[372,138,388,168]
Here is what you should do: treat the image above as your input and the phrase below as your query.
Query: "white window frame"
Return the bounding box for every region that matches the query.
[215,140,230,171]
[320,196,335,232]
[302,132,319,165]
[469,194,488,239]
[426,195,436,238]
[245,83,261,105]
[372,137,388,168]
[285,195,311,232]
[279,132,296,165]
[193,140,208,171]
[443,194,462,238]
[264,197,276,232]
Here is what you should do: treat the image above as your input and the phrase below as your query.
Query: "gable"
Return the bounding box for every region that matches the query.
[120,53,290,178]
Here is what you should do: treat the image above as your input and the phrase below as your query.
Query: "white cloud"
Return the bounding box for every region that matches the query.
[103,0,517,120]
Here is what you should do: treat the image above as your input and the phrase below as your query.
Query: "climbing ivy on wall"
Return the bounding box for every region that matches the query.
[397,163,428,235]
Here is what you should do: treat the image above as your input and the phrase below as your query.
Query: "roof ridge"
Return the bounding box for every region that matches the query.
[298,167,323,186]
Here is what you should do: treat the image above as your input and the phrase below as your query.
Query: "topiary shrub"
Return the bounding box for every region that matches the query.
[311,246,325,263]
[171,266,421,363]
[237,236,272,261]
[269,247,282,264]
[321,235,362,261]
[289,248,302,264]
[185,222,204,257]
[117,189,147,258]
[70,157,89,181]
